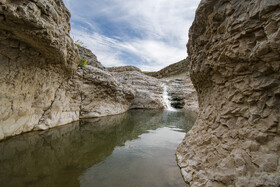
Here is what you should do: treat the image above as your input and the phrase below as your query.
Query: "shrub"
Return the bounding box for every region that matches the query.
[74,40,85,49]
[78,57,89,68]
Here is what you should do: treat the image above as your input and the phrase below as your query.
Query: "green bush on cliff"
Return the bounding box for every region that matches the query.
[74,40,85,49]
[79,57,89,68]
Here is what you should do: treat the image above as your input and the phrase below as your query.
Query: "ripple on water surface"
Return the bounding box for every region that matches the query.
[0,110,196,187]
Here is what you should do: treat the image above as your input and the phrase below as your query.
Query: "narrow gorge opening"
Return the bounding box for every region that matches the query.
[1,0,279,186]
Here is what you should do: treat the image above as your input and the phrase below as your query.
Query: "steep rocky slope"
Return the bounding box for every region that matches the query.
[177,0,280,186]
[78,46,105,70]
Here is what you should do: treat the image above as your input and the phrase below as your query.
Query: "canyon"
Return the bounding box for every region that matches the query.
[0,0,279,186]
[0,0,197,140]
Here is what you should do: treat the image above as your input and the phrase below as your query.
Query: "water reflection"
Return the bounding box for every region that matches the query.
[0,110,196,187]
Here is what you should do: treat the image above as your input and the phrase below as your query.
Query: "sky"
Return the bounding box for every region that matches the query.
[64,0,201,71]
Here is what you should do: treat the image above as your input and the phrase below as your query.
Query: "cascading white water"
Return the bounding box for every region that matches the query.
[163,85,176,111]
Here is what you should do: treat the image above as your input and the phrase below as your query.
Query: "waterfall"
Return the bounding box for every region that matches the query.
[163,85,176,111]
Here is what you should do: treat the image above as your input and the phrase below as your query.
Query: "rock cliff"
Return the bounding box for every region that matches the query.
[109,67,165,109]
[0,0,134,139]
[36,65,135,130]
[0,0,79,139]
[109,66,198,112]
[177,0,280,186]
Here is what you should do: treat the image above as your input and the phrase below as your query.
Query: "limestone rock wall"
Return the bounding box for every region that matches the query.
[28,58,135,130]
[0,0,136,140]
[79,66,135,118]
[0,0,79,139]
[110,67,198,111]
[110,68,165,109]
[177,0,280,186]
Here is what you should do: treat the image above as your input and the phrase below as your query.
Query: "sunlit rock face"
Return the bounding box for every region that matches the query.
[0,0,80,139]
[177,0,280,186]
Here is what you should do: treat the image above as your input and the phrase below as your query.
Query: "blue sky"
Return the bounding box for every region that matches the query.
[64,0,200,71]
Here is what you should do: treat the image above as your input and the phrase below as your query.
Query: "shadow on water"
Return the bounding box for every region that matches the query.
[0,110,196,187]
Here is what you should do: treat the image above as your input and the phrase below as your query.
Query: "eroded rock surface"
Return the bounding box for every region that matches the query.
[34,57,135,130]
[0,0,79,139]
[0,1,134,139]
[177,0,280,186]
[110,67,198,112]
[110,67,165,109]
[107,65,142,73]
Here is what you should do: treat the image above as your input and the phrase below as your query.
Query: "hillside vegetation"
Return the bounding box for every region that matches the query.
[144,58,189,78]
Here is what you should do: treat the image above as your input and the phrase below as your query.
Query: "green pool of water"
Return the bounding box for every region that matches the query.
[0,110,196,187]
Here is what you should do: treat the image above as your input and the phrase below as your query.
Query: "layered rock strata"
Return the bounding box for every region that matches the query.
[177,0,280,186]
[109,68,165,109]
[110,67,198,112]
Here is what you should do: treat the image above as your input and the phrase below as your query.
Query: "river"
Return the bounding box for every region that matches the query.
[0,109,196,187]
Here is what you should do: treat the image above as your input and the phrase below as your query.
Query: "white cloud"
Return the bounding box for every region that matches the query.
[67,0,200,71]
[71,30,126,67]
[72,29,187,71]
